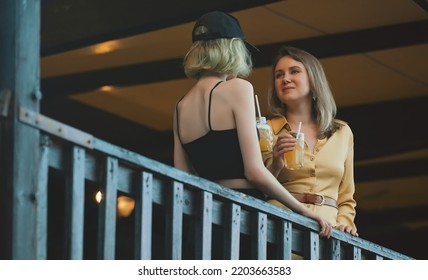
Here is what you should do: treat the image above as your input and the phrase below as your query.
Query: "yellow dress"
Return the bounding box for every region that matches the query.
[262,116,357,230]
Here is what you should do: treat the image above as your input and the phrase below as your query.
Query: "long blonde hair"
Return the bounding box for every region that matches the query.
[268,46,341,137]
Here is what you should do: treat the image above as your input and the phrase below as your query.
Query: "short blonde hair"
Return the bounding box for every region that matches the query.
[183,37,252,79]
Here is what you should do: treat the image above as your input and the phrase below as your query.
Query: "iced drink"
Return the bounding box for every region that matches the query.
[256,117,273,152]
[284,132,304,169]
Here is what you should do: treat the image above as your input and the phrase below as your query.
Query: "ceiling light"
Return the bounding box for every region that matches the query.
[92,41,120,54]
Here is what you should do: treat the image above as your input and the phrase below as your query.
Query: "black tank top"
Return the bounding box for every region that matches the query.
[176,81,246,180]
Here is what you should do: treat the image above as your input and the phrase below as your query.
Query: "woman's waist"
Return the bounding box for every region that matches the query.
[217,179,265,200]
[216,178,256,190]
[280,184,337,199]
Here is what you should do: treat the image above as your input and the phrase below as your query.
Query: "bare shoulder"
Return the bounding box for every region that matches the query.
[226,78,253,90]
[224,78,254,99]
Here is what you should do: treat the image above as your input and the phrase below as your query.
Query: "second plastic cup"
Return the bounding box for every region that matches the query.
[284,132,304,170]
[256,117,273,152]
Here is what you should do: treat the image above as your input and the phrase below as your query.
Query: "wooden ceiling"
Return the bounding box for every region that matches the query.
[39,0,428,258]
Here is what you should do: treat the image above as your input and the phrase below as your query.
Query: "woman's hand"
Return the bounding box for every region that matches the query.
[300,209,332,238]
[315,216,332,238]
[336,224,358,237]
[271,133,296,173]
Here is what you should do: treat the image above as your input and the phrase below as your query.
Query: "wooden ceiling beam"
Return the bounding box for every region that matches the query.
[41,20,428,99]
[41,0,281,56]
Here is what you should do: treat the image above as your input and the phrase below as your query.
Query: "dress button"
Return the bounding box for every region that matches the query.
[310,157,314,161]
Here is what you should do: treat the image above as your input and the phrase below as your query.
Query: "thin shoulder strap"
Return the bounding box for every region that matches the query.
[175,95,186,144]
[208,81,223,131]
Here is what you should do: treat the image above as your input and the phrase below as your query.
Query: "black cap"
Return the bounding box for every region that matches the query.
[192,11,259,52]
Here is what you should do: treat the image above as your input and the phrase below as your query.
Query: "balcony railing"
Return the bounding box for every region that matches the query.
[10,107,412,260]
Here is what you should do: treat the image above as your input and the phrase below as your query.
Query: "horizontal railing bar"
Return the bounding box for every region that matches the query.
[19,106,94,149]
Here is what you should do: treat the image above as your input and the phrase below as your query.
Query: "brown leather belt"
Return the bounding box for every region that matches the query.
[291,192,338,208]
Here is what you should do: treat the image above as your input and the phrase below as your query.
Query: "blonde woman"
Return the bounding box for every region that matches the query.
[264,46,358,236]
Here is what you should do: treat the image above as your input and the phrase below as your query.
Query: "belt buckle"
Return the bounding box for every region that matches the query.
[314,193,325,206]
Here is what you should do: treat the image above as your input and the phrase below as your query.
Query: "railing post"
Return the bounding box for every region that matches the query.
[328,238,341,260]
[165,181,183,260]
[64,146,86,259]
[34,135,50,259]
[195,191,213,260]
[304,231,320,260]
[97,156,118,259]
[0,0,41,259]
[252,212,267,259]
[276,220,292,260]
[134,171,153,260]
[352,246,362,260]
[224,203,241,260]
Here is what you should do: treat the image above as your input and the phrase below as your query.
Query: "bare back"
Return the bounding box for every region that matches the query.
[176,79,236,144]
[174,76,260,189]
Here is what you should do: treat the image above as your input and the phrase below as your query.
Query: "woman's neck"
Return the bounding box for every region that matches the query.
[286,110,312,128]
[199,71,227,81]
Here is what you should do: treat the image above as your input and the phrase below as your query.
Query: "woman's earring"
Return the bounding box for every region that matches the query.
[313,94,317,101]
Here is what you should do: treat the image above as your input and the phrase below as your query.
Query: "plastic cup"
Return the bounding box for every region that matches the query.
[256,117,273,152]
[284,131,304,169]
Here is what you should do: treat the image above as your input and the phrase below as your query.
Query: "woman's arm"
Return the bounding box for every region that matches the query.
[336,125,358,236]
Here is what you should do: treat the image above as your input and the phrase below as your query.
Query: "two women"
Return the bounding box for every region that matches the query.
[173,11,332,238]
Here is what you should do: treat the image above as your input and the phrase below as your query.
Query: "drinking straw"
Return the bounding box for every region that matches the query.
[255,94,262,120]
[296,121,302,139]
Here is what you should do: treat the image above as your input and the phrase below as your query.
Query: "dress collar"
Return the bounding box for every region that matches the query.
[268,116,290,135]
